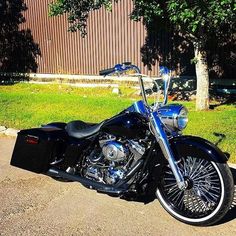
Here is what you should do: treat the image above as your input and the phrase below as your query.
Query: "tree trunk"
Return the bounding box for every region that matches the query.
[194,44,209,111]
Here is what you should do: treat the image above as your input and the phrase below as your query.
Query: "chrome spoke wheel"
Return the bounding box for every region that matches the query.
[157,156,223,220]
[155,140,234,226]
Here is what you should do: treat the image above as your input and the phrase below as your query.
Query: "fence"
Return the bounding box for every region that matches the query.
[21,0,159,75]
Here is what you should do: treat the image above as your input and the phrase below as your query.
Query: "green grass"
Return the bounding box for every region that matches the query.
[0,83,235,163]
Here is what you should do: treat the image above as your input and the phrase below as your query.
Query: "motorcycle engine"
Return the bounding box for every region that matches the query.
[83,135,145,185]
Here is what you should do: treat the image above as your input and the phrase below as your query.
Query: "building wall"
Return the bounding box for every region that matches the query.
[22,0,158,75]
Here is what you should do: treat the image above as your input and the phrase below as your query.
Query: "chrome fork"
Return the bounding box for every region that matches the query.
[137,74,187,190]
[150,112,187,190]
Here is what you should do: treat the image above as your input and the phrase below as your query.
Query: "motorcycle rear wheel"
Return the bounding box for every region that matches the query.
[156,155,234,226]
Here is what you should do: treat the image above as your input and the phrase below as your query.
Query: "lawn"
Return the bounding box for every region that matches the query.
[0,83,235,163]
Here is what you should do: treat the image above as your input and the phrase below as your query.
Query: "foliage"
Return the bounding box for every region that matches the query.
[0,83,235,163]
[49,0,235,77]
[0,0,41,76]
[49,0,235,44]
[131,1,236,79]
[49,0,116,36]
[131,1,235,46]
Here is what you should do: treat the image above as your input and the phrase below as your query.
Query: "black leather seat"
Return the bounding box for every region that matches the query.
[65,120,104,139]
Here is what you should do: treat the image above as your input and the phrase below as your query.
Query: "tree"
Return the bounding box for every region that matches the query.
[49,0,236,110]
[0,0,41,81]
[48,0,115,36]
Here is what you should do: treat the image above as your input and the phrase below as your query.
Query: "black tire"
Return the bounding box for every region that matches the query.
[156,156,234,226]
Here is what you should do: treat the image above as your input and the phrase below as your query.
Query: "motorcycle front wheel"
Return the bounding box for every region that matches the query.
[156,154,234,226]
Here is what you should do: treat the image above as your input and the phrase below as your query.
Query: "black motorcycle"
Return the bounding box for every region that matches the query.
[11,63,234,226]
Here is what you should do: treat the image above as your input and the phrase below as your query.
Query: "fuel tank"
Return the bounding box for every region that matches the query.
[101,112,148,139]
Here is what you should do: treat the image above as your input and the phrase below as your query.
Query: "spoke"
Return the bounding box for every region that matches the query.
[199,186,220,201]
[177,192,185,209]
[172,190,184,203]
[183,158,188,176]
[209,179,223,183]
[195,179,218,184]
[191,162,214,180]
[192,171,218,181]
[186,157,193,175]
[210,186,221,191]
[188,157,197,176]
[198,183,221,193]
[188,159,204,178]
[164,177,176,181]
[197,188,216,206]
[167,187,181,199]
[165,170,174,175]
[166,184,179,195]
[163,182,176,188]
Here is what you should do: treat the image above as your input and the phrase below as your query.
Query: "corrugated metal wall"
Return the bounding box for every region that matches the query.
[22,0,158,75]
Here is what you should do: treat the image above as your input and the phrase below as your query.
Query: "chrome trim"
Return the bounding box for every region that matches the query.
[158,105,188,131]
[50,158,64,165]
[138,76,148,107]
[156,157,223,222]
[163,74,171,105]
[149,111,187,190]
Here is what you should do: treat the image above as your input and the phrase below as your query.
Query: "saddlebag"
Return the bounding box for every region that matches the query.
[10,128,67,173]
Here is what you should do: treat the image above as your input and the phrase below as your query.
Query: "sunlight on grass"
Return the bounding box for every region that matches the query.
[0,83,235,163]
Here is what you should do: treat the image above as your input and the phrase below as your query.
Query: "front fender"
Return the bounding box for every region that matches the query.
[169,135,228,163]
[143,135,228,200]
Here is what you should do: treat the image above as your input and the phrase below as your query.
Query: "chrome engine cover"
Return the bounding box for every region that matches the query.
[85,166,103,181]
[102,141,129,162]
[83,137,145,185]
[105,167,125,185]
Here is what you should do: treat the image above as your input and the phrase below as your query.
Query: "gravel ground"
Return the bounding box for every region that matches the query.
[0,137,235,236]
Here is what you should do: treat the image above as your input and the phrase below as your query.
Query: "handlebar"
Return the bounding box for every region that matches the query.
[99,63,171,108]
[99,62,141,76]
[99,67,115,76]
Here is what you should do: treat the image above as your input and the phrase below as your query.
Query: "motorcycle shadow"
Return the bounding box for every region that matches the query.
[217,167,236,225]
[50,167,236,225]
[123,167,236,226]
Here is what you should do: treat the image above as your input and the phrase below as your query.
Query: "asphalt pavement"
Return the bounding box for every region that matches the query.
[0,137,235,236]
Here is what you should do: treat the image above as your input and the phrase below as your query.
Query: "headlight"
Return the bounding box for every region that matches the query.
[176,107,188,130]
[158,105,188,131]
